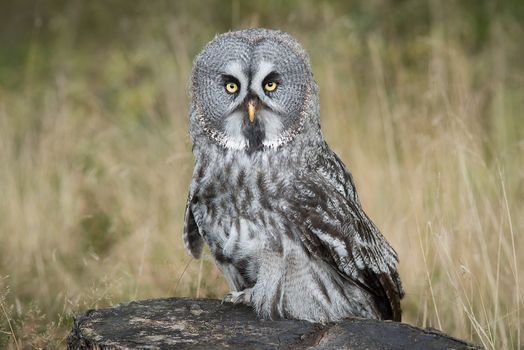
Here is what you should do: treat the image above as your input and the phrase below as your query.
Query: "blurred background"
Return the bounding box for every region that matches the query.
[0,1,523,348]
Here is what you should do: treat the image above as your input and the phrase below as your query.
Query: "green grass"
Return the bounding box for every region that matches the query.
[0,1,523,348]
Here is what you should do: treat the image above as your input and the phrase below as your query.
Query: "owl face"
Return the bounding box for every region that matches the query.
[191,29,316,153]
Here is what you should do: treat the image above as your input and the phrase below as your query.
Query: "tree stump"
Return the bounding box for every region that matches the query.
[67,297,480,350]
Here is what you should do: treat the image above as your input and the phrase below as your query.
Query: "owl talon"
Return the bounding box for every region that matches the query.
[222,288,252,305]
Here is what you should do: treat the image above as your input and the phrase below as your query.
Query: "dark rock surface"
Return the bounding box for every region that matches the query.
[67,297,481,350]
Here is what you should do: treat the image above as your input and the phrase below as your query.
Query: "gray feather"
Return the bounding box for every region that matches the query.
[183,28,404,322]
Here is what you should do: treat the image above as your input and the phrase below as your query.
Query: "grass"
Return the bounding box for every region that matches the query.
[0,1,523,349]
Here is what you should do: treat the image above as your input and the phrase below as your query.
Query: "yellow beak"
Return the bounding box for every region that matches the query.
[248,102,256,123]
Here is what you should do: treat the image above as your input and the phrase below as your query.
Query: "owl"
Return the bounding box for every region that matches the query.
[183,28,404,322]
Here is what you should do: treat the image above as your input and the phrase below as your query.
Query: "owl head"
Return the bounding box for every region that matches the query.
[189,29,321,153]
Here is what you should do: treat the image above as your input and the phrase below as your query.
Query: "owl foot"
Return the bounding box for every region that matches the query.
[222,288,252,305]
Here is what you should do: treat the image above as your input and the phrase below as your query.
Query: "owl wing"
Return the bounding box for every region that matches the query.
[288,146,404,321]
[183,193,204,259]
[182,191,252,291]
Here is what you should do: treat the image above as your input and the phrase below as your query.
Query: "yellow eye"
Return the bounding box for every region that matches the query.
[264,81,278,92]
[225,82,239,94]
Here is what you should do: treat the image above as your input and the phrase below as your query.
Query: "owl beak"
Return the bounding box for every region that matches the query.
[246,97,259,123]
[247,101,256,123]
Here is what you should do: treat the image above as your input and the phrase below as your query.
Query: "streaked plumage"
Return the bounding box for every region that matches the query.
[183,28,404,322]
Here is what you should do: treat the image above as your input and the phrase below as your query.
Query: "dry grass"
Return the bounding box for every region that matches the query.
[0,1,522,349]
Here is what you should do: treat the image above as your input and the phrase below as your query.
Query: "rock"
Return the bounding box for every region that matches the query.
[67,297,481,350]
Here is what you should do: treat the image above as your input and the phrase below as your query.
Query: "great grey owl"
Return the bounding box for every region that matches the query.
[183,28,404,322]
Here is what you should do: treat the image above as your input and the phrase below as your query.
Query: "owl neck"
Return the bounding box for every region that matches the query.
[192,135,323,168]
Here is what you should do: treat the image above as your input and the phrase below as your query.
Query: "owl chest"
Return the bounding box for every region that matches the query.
[192,158,290,262]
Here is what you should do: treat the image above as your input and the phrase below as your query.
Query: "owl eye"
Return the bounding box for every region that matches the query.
[225,82,239,94]
[263,81,278,92]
